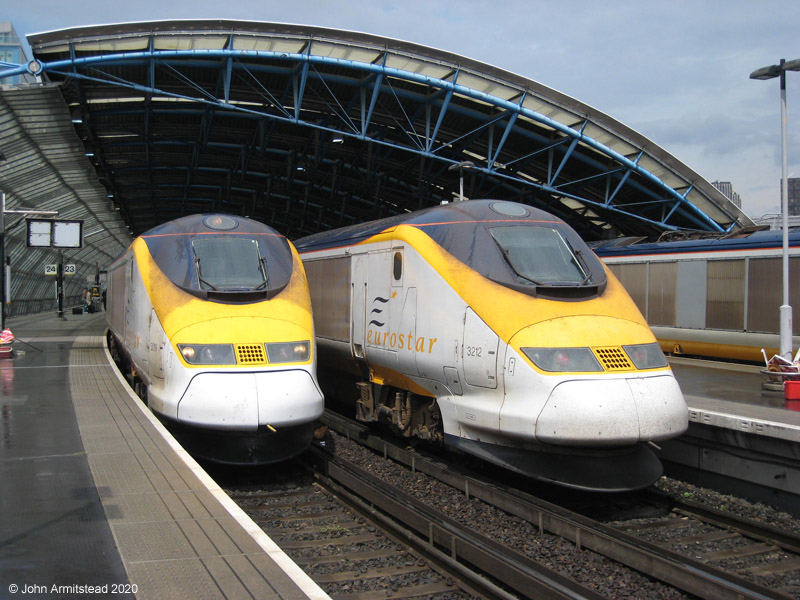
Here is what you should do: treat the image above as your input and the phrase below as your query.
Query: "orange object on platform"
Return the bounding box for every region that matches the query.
[785,380,800,401]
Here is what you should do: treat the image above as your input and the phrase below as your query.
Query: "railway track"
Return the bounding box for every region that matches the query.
[319,410,800,599]
[229,483,474,600]
[609,490,800,593]
[227,448,605,600]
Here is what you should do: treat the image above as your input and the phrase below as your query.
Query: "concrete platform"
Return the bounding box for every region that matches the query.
[0,311,329,600]
[663,358,800,514]
[670,358,800,442]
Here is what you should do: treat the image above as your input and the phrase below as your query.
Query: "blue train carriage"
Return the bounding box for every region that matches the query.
[106,214,324,464]
[294,200,688,491]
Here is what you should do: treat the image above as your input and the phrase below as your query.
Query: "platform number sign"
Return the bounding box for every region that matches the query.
[44,264,76,275]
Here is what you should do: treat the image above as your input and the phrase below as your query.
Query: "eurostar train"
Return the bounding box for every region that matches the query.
[106,214,324,464]
[593,229,800,363]
[294,200,688,491]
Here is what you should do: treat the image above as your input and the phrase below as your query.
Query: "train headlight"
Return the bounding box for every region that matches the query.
[177,344,236,365]
[265,341,310,363]
[623,343,668,369]
[521,347,603,372]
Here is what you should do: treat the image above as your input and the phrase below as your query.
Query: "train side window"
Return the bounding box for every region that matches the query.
[393,252,403,281]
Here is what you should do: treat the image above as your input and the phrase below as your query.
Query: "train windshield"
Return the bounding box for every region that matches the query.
[489,226,590,285]
[191,238,268,291]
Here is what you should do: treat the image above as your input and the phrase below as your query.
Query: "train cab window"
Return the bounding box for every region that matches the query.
[191,238,268,291]
[393,252,403,281]
[489,225,590,285]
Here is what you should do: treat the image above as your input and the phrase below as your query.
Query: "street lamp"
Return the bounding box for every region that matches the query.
[750,58,800,361]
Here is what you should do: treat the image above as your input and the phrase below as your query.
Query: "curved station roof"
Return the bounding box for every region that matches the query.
[0,20,752,312]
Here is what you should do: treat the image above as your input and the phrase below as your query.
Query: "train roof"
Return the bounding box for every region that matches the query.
[591,227,800,257]
[293,199,565,252]
[141,213,284,238]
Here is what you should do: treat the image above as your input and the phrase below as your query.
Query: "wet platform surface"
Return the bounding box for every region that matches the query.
[670,359,791,409]
[0,311,329,600]
[669,357,800,442]
[0,317,132,598]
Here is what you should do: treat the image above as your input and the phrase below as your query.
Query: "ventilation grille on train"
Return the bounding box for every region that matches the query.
[235,344,266,365]
[593,347,633,371]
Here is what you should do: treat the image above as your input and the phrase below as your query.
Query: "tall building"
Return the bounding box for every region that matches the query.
[711,181,742,209]
[788,177,800,216]
[0,22,34,85]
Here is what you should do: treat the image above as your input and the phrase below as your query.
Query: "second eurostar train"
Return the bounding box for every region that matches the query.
[294,200,688,491]
[106,214,324,465]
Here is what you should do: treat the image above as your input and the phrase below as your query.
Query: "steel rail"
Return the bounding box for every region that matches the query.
[307,445,605,600]
[321,411,792,600]
[649,489,800,555]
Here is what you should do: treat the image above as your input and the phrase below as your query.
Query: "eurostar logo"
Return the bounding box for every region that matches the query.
[368,296,388,327]
[366,294,438,353]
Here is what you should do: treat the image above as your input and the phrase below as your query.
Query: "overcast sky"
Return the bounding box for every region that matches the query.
[5,0,800,220]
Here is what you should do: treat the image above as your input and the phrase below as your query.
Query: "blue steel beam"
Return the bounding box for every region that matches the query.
[1,46,727,233]
[31,60,658,222]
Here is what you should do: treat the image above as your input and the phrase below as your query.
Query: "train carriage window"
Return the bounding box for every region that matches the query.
[191,238,268,291]
[648,262,677,326]
[489,225,590,285]
[706,259,745,331]
[393,252,403,281]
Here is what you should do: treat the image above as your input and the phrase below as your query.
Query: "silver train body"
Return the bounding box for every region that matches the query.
[594,229,800,363]
[106,214,324,464]
[295,200,688,491]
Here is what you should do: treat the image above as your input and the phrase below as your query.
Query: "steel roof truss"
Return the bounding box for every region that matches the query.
[17,35,748,239]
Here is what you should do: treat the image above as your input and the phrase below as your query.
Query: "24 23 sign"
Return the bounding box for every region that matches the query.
[44,264,76,275]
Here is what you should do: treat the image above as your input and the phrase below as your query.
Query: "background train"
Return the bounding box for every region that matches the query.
[592,228,800,363]
[294,199,688,491]
[106,213,324,464]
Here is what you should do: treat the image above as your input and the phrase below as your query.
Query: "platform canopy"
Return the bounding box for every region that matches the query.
[7,19,752,241]
[0,20,755,315]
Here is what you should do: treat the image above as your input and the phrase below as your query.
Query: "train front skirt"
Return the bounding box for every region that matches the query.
[160,418,319,465]
[446,435,663,492]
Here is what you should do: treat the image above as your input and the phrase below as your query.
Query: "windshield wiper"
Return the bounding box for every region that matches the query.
[562,237,593,285]
[193,256,218,290]
[573,249,593,285]
[498,247,543,286]
[254,257,269,290]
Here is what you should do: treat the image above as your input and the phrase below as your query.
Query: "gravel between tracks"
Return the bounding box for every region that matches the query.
[333,433,692,600]
[653,478,800,535]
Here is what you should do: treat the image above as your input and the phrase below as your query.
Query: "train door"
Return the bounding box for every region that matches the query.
[452,307,501,434]
[392,247,419,377]
[123,258,136,347]
[462,307,499,389]
[364,249,397,369]
[351,255,367,365]
[148,309,166,379]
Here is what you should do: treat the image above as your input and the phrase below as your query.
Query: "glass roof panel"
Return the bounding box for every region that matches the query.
[307,41,383,64]
[73,38,149,52]
[383,53,453,80]
[233,35,306,53]
[154,34,229,51]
